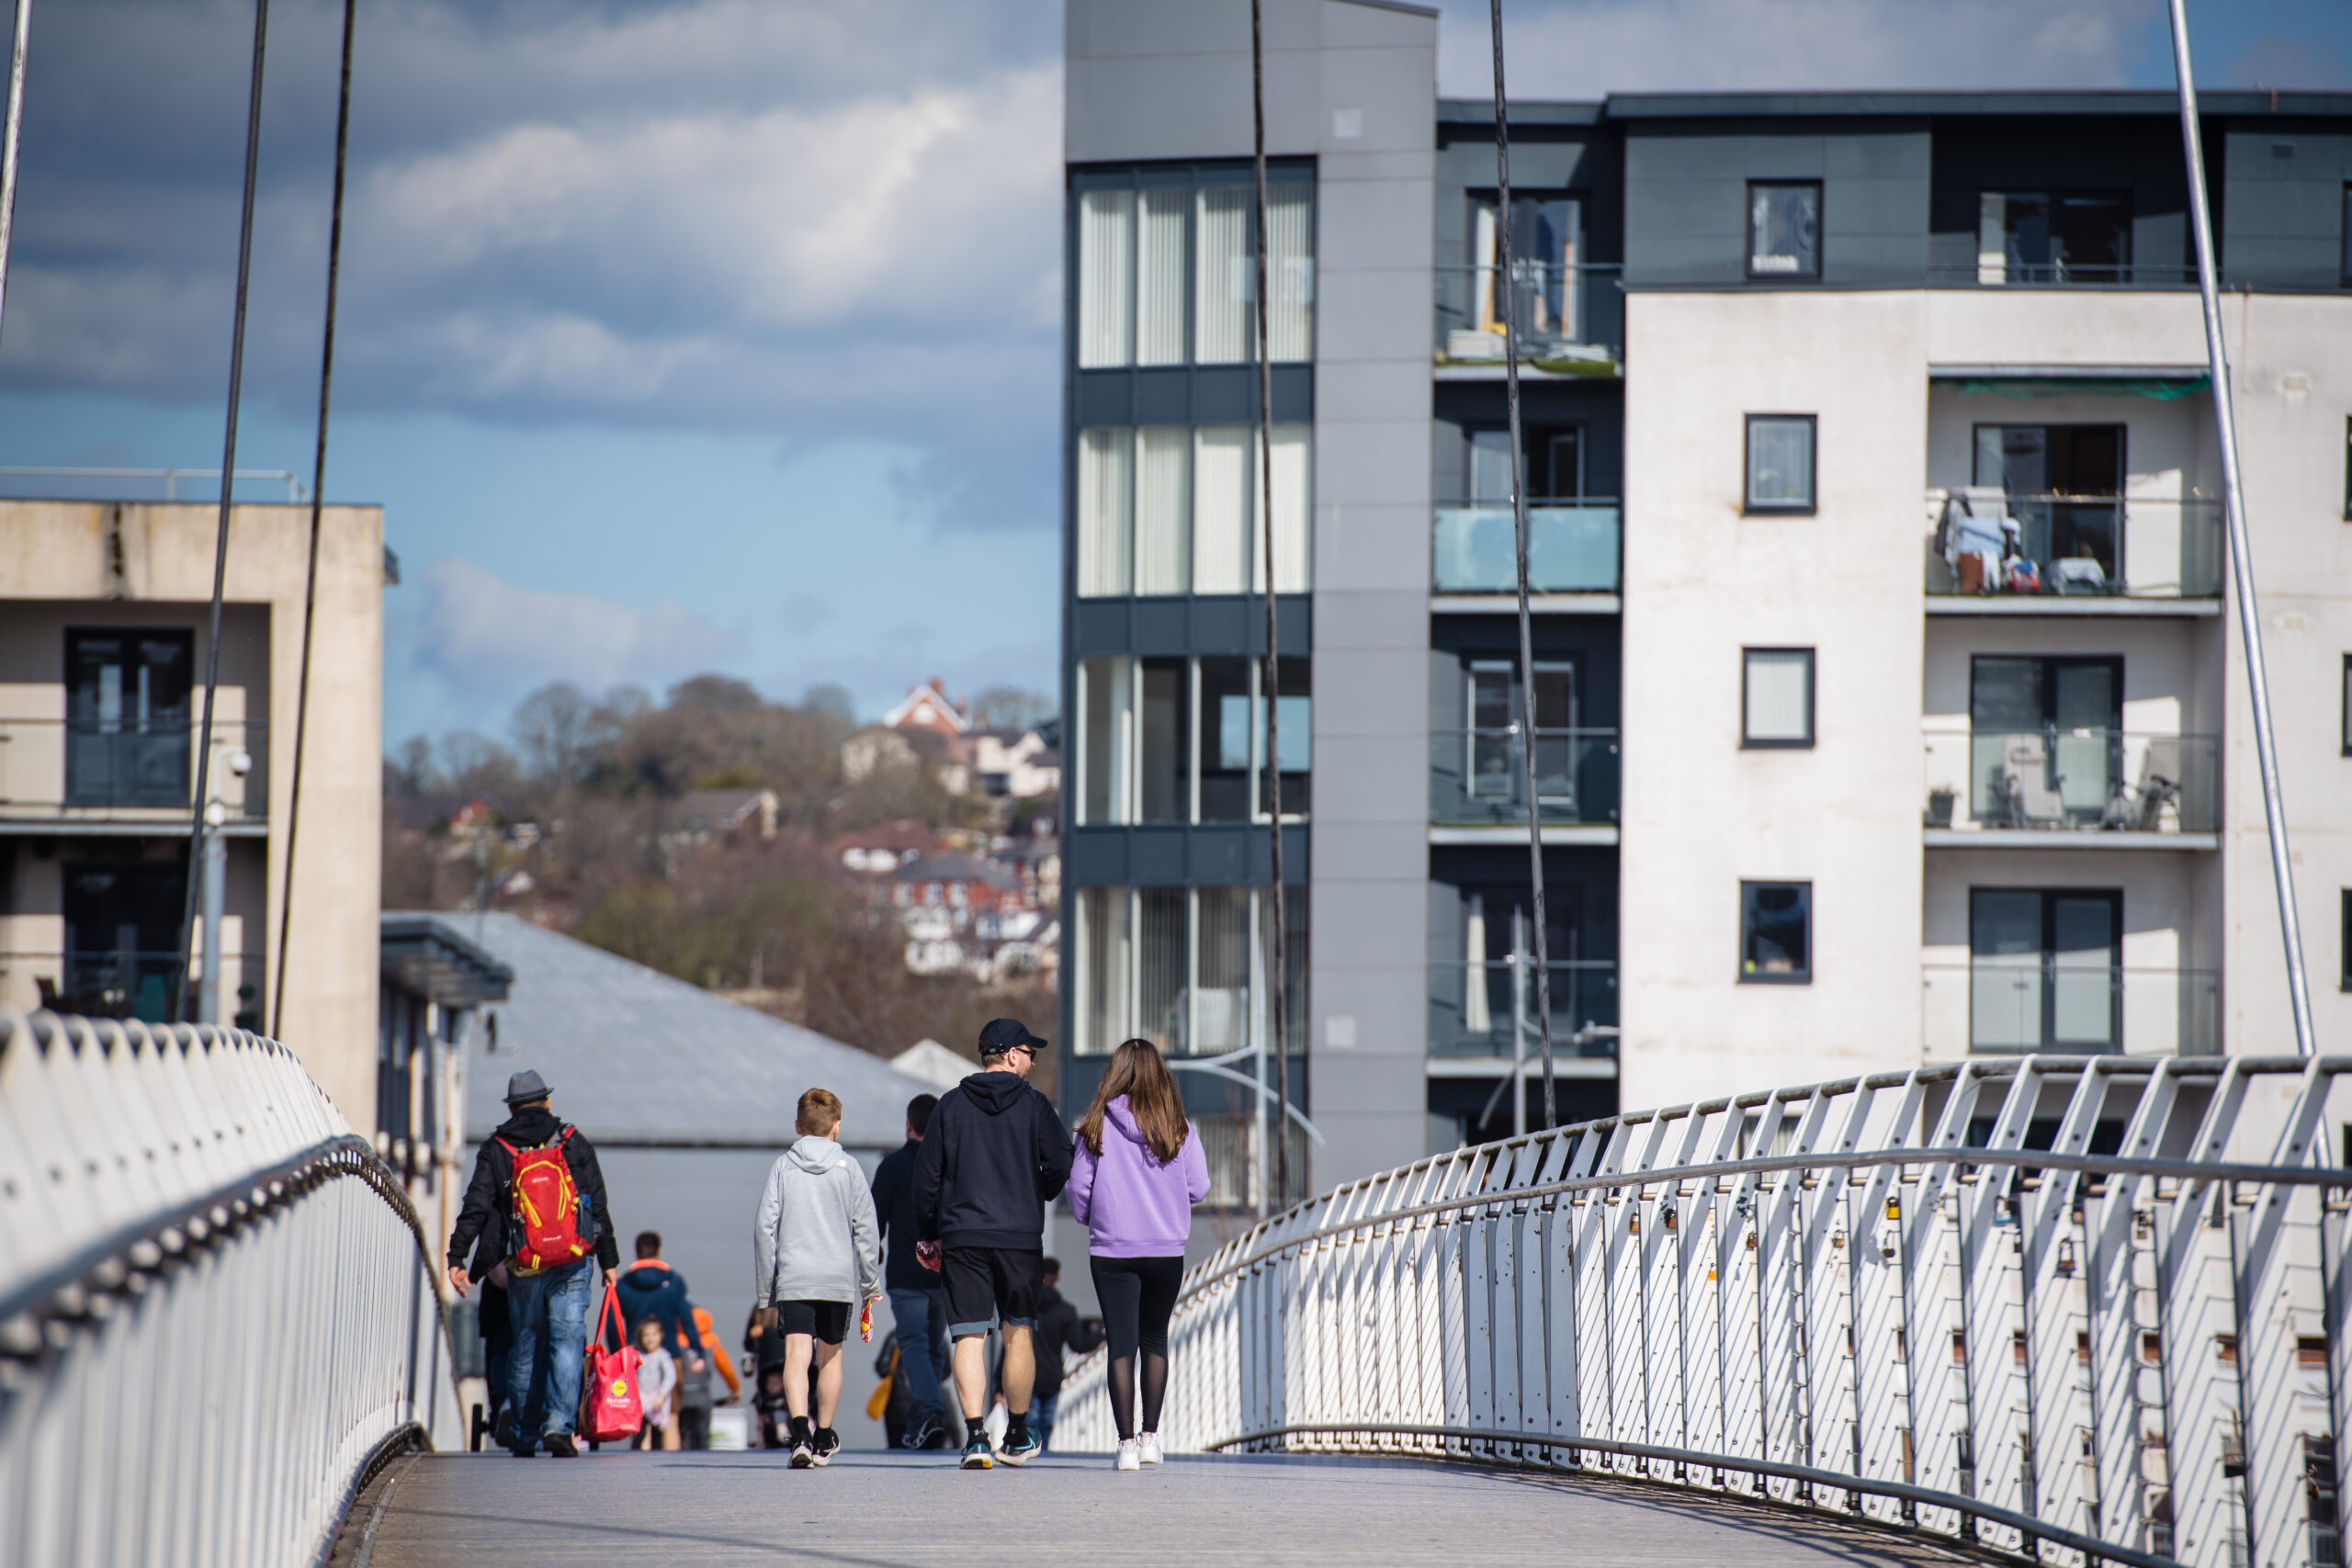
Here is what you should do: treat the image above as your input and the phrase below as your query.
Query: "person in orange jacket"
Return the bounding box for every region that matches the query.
[677,1303,741,1448]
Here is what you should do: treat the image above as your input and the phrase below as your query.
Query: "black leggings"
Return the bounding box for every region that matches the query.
[1091,1255,1182,1440]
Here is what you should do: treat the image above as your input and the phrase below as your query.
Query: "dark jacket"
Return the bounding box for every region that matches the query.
[616,1258,695,1359]
[913,1071,1072,1250]
[447,1105,620,1272]
[870,1139,939,1292]
[1031,1282,1102,1399]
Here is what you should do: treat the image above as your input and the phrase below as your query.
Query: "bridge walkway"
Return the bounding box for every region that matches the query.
[341,1450,1985,1568]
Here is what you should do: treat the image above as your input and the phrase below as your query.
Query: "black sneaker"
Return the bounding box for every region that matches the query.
[542,1433,579,1459]
[903,1408,942,1450]
[811,1428,841,1467]
[959,1432,994,1470]
[998,1425,1040,1467]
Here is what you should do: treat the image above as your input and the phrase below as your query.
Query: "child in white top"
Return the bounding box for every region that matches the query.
[633,1315,678,1450]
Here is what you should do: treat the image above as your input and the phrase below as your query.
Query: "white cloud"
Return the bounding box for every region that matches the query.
[407,557,738,697]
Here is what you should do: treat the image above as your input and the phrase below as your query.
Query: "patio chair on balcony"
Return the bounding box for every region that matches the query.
[2100,737,2181,832]
[1995,734,2070,829]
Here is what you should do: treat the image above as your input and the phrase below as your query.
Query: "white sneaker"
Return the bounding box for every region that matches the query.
[1114,1438,1140,1472]
[1137,1432,1164,1465]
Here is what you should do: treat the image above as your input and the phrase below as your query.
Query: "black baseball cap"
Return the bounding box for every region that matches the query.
[977,1018,1046,1057]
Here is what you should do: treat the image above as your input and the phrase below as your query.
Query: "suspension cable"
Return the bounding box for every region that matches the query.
[1487,0,1555,1127]
[270,0,356,1039]
[1250,0,1291,1206]
[0,0,32,351]
[174,0,271,1022]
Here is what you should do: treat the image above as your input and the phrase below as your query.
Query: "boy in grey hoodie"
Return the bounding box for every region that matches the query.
[752,1088,884,1467]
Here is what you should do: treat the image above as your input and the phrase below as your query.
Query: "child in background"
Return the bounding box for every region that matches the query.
[632,1315,679,1450]
[752,1087,884,1468]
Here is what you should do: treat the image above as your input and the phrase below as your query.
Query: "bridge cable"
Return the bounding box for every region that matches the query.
[0,0,32,350]
[173,0,271,1022]
[1249,0,1292,1207]
[1487,0,1555,1127]
[2165,0,2316,1058]
[269,0,357,1039]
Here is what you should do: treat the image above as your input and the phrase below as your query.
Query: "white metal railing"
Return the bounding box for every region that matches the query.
[1059,1054,2352,1568]
[0,1010,459,1568]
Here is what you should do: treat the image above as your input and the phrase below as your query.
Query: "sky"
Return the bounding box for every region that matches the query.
[1,0,2347,749]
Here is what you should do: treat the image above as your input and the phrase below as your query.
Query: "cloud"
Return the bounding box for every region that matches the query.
[405,557,738,698]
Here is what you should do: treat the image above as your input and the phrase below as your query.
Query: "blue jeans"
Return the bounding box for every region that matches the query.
[503,1259,594,1444]
[1032,1393,1058,1452]
[888,1286,951,1422]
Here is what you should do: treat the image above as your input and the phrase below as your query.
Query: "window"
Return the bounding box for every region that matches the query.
[65,627,195,807]
[1740,882,1812,983]
[1465,660,1580,805]
[1974,423,2124,586]
[1970,888,2120,1051]
[2343,654,2352,756]
[1074,424,1311,598]
[2343,417,2351,519]
[2342,185,2351,286]
[1743,649,1815,749]
[1744,414,1815,513]
[1076,655,1310,825]
[1976,191,2132,285]
[1747,182,1821,278]
[1470,192,1583,343]
[2342,890,2352,991]
[1464,425,1582,502]
[1074,174,1313,369]
[1073,884,1307,1056]
[1971,656,2120,827]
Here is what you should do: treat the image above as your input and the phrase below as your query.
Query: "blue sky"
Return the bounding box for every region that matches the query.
[2,0,2346,748]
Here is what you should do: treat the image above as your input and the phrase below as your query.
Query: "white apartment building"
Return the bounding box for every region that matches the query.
[1059,0,2352,1201]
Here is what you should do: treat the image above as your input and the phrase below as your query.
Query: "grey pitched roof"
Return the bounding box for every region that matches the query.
[409,911,943,1150]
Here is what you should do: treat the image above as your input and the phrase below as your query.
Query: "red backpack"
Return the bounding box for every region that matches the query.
[498,1126,590,1274]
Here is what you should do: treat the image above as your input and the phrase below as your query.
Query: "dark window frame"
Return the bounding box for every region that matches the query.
[1980,187,2136,284]
[2341,184,2351,288]
[2343,415,2351,520]
[2343,653,2352,757]
[1739,880,1814,985]
[1744,412,1818,515]
[1746,179,1824,281]
[1742,646,1816,750]
[2342,887,2352,991]
[1967,886,2125,1053]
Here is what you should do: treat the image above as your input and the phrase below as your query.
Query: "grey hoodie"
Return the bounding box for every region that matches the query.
[752,1135,884,1307]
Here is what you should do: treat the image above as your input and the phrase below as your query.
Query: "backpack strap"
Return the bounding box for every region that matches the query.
[493,1136,518,1157]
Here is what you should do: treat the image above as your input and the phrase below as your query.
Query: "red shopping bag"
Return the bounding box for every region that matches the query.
[583,1285,642,1443]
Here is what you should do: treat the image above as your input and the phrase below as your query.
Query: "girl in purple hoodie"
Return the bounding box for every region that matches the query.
[1066,1037,1211,1471]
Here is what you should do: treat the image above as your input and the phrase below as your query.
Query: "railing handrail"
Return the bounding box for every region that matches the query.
[1929,487,2220,508]
[1939,724,2219,739]
[1444,724,1620,738]
[1435,260,1625,275]
[1437,496,1623,508]
[1430,955,1619,970]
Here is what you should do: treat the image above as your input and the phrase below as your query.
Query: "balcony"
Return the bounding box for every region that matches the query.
[1925,489,2222,612]
[1430,727,1619,836]
[1922,961,2219,1056]
[0,949,263,1023]
[1922,728,2217,847]
[0,718,266,830]
[1428,958,1618,1060]
[1432,503,1621,597]
[1432,265,1623,376]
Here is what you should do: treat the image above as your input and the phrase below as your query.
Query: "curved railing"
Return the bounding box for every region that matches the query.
[0,1010,459,1568]
[1059,1054,2352,1568]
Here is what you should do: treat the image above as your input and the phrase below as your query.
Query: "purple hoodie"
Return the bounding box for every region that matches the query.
[1065,1096,1212,1258]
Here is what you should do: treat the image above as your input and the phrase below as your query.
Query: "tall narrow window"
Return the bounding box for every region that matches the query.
[1078,657,1134,825]
[1257,424,1312,593]
[1747,182,1821,278]
[1195,886,1253,1051]
[1743,648,1815,749]
[1198,658,1254,822]
[1077,189,1135,368]
[1745,414,1816,513]
[1135,425,1192,595]
[1138,187,1190,366]
[1472,193,1581,343]
[1138,659,1189,822]
[1195,187,1252,364]
[1193,425,1253,593]
[1267,182,1316,361]
[1076,887,1133,1054]
[1076,429,1133,597]
[1740,881,1813,983]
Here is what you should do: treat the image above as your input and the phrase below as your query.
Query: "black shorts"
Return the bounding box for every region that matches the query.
[775,1299,850,1346]
[940,1246,1042,1337]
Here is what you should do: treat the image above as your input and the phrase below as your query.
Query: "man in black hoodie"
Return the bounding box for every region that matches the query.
[447,1070,620,1457]
[914,1018,1071,1469]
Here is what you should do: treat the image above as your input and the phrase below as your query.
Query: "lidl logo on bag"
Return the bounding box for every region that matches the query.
[612,1380,628,1396]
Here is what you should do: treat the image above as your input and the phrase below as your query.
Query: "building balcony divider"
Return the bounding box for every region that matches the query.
[0,716,267,823]
[1427,958,1617,1060]
[1432,264,1623,374]
[1431,727,1620,828]
[1433,502,1621,595]
[1925,488,2222,603]
[1921,960,2219,1057]
[1922,728,2217,837]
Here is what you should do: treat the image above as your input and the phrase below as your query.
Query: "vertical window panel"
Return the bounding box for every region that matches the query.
[1194,186,1251,364]
[1139,659,1189,823]
[1745,414,1816,513]
[1254,424,1312,593]
[1193,425,1253,593]
[1747,181,1821,278]
[1138,188,1189,366]
[1268,183,1316,362]
[1740,881,1813,983]
[1135,425,1192,595]
[1137,888,1189,1055]
[1078,656,1133,825]
[1076,428,1133,596]
[1196,886,1252,1051]
[1743,648,1815,748]
[1077,887,1133,1056]
[1078,189,1135,367]
[1197,658,1253,822]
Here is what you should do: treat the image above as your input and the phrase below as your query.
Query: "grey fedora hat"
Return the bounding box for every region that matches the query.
[503,1069,551,1104]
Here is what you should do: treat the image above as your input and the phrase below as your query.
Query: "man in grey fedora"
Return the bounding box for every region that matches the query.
[447,1070,620,1456]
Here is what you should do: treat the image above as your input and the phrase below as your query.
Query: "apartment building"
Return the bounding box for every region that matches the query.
[0,499,388,1122]
[1061,0,2352,1197]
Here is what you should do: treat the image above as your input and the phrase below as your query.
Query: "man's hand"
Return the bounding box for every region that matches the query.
[755,1305,778,1336]
[690,1357,707,1374]
[446,1263,470,1297]
[915,1240,942,1272]
[604,1267,619,1293]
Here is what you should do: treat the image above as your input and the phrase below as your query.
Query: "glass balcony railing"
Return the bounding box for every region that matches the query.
[1433,265,1623,372]
[1922,962,2220,1056]
[1431,728,1619,828]
[0,716,266,821]
[1926,489,2222,602]
[1922,729,2218,836]
[0,950,264,1023]
[1429,958,1618,1059]
[1432,503,1621,594]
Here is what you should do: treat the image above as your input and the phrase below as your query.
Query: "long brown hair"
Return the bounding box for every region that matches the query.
[1077,1037,1190,1163]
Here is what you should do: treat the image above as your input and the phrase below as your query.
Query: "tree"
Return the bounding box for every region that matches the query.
[511,682,599,793]
[968,685,1054,734]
